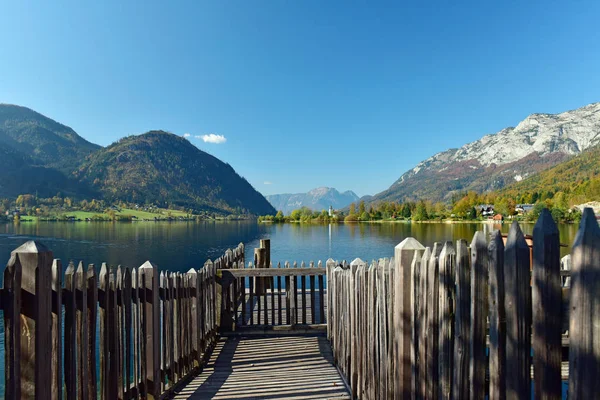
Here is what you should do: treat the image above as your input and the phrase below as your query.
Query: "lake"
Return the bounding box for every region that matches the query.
[0,220,580,278]
[0,220,579,396]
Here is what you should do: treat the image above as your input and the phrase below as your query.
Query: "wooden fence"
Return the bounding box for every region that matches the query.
[327,208,600,399]
[218,262,327,331]
[1,242,243,399]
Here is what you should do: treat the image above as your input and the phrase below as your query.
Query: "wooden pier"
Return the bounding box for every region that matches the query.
[1,209,600,399]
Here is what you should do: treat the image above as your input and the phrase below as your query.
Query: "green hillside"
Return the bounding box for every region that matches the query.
[495,144,600,206]
[73,131,275,215]
[0,104,100,171]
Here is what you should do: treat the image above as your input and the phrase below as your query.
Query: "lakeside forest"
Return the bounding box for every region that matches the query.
[258,191,583,224]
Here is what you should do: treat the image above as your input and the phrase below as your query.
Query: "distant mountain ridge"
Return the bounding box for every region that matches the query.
[370,102,600,204]
[0,104,275,215]
[267,187,359,214]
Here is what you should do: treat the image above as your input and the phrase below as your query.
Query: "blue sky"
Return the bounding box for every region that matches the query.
[1,1,599,197]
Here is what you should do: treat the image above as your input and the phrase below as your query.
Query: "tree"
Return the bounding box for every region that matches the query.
[360,211,370,221]
[413,201,428,221]
[349,203,356,215]
[401,203,412,218]
[359,200,366,215]
[274,210,284,222]
[468,206,478,220]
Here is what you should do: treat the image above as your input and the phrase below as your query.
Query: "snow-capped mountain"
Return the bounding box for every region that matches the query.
[372,102,600,203]
[266,187,359,215]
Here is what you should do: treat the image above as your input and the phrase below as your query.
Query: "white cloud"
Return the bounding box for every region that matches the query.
[264,181,273,185]
[183,133,191,138]
[197,133,227,144]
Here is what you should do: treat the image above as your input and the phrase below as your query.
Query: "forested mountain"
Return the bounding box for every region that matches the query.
[0,104,275,215]
[493,143,600,206]
[369,102,600,204]
[74,131,275,214]
[0,104,100,171]
[266,187,359,214]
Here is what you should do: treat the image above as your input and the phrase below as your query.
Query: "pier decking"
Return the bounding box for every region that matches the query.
[173,335,350,399]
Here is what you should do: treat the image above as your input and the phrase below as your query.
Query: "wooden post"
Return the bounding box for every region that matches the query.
[254,248,267,296]
[8,241,53,399]
[393,237,425,398]
[260,239,271,269]
[469,232,488,400]
[418,247,432,399]
[569,208,600,399]
[65,262,76,400]
[188,268,199,367]
[438,241,456,400]
[488,231,506,400]
[76,262,89,400]
[504,221,532,400]
[3,244,23,399]
[51,259,63,400]
[532,209,562,400]
[453,239,470,400]
[410,251,422,399]
[140,261,161,399]
[427,242,442,400]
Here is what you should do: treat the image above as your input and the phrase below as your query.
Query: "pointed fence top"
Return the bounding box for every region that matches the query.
[350,258,366,266]
[439,241,456,259]
[534,208,559,235]
[140,260,158,270]
[395,237,425,251]
[471,231,487,248]
[12,240,51,255]
[573,207,600,248]
[506,221,528,249]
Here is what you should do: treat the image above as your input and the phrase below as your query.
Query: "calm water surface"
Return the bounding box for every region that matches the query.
[0,220,579,395]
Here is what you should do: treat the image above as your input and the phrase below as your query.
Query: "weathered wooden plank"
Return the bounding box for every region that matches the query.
[488,231,506,400]
[140,261,161,399]
[3,245,23,399]
[301,261,307,324]
[427,242,442,400]
[122,267,132,398]
[51,259,63,400]
[504,222,532,400]
[221,267,327,279]
[569,208,600,399]
[285,261,291,325]
[99,263,111,400]
[249,265,255,325]
[108,268,119,399]
[188,268,199,368]
[278,262,283,325]
[293,261,299,325]
[439,241,456,400]
[452,240,470,400]
[326,259,336,339]
[132,267,140,399]
[76,262,89,400]
[318,261,325,325]
[394,237,425,399]
[469,232,488,400]
[116,266,125,399]
[310,261,316,325]
[532,209,562,400]
[418,247,431,400]
[65,263,77,400]
[8,242,53,399]
[410,251,420,399]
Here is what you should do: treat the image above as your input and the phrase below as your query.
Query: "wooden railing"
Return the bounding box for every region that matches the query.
[327,208,599,399]
[1,242,243,399]
[218,261,327,332]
